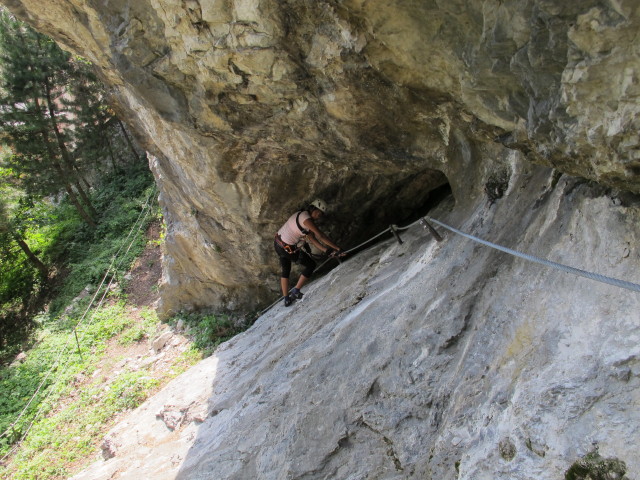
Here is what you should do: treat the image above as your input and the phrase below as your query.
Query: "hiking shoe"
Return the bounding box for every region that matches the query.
[284,295,293,307]
[290,288,303,300]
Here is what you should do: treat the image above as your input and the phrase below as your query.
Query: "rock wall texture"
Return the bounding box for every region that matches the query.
[3,1,640,479]
[70,161,640,480]
[3,0,640,315]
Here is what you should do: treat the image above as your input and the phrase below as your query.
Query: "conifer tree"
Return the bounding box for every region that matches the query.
[64,59,120,175]
[64,60,144,174]
[0,193,48,280]
[0,11,97,227]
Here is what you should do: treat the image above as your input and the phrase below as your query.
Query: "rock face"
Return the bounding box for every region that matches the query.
[3,1,640,478]
[3,0,640,315]
[70,161,640,479]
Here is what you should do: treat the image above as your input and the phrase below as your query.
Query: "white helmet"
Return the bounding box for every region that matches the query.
[310,198,329,213]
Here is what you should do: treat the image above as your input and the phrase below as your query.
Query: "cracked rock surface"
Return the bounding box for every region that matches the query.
[4,0,640,314]
[71,160,640,479]
[3,1,639,477]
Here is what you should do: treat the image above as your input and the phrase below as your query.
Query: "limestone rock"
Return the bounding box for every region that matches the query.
[99,438,116,461]
[4,0,640,315]
[10,351,27,367]
[70,162,640,480]
[2,3,639,477]
[151,330,173,354]
[156,406,185,432]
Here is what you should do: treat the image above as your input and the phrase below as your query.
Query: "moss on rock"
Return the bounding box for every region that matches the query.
[565,450,629,480]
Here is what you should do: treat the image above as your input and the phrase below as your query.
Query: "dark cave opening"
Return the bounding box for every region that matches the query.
[314,181,453,275]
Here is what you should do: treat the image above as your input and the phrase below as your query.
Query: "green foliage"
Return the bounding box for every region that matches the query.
[565,450,629,480]
[0,256,36,308]
[0,10,151,356]
[48,165,156,316]
[103,371,160,411]
[0,11,75,198]
[0,162,155,358]
[0,11,196,480]
[0,153,159,476]
[0,303,130,455]
[118,307,159,346]
[0,11,126,218]
[0,301,170,479]
[178,312,250,357]
[2,365,160,479]
[0,181,50,358]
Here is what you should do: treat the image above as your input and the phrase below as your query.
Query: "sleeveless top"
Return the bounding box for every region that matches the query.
[277,211,311,245]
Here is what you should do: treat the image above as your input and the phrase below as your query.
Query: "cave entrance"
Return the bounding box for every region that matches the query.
[394,181,452,229]
[315,175,453,274]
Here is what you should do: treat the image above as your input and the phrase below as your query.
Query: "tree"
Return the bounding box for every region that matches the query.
[0,11,97,227]
[63,59,121,175]
[0,187,49,280]
[64,59,144,174]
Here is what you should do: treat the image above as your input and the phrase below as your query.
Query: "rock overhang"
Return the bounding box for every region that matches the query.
[3,0,640,315]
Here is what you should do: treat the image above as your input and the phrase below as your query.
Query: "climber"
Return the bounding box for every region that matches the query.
[274,199,346,306]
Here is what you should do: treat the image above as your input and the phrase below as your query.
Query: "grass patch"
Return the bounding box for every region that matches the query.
[0,296,229,480]
[0,301,196,480]
[0,160,256,479]
[118,308,159,346]
[0,303,131,452]
[175,312,252,358]
[0,313,251,479]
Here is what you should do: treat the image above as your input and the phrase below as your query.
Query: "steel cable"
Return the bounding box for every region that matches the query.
[260,211,639,315]
[424,216,640,293]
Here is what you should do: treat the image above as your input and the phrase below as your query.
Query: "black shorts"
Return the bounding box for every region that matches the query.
[274,241,316,278]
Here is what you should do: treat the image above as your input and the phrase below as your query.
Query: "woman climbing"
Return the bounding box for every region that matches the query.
[274,199,345,306]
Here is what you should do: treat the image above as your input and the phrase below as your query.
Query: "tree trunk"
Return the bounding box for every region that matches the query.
[57,164,98,228]
[72,178,98,218]
[103,128,119,172]
[42,73,99,219]
[76,159,92,191]
[14,236,49,278]
[34,97,97,228]
[117,119,142,162]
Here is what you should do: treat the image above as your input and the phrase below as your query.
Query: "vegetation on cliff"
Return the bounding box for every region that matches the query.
[0,11,165,478]
[0,9,143,352]
[0,14,255,478]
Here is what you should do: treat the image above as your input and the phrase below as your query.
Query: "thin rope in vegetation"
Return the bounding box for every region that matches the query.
[0,187,157,462]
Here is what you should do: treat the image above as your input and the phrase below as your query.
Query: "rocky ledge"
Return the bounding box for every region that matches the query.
[3,0,640,314]
[71,161,640,479]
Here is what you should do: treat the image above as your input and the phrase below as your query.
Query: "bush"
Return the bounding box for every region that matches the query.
[48,170,157,317]
[177,312,251,357]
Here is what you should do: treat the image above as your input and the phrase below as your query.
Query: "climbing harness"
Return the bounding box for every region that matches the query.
[275,211,311,255]
[295,211,309,235]
[275,234,299,255]
[261,212,640,316]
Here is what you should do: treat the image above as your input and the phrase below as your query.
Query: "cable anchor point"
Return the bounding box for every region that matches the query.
[420,217,443,242]
[389,224,403,245]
